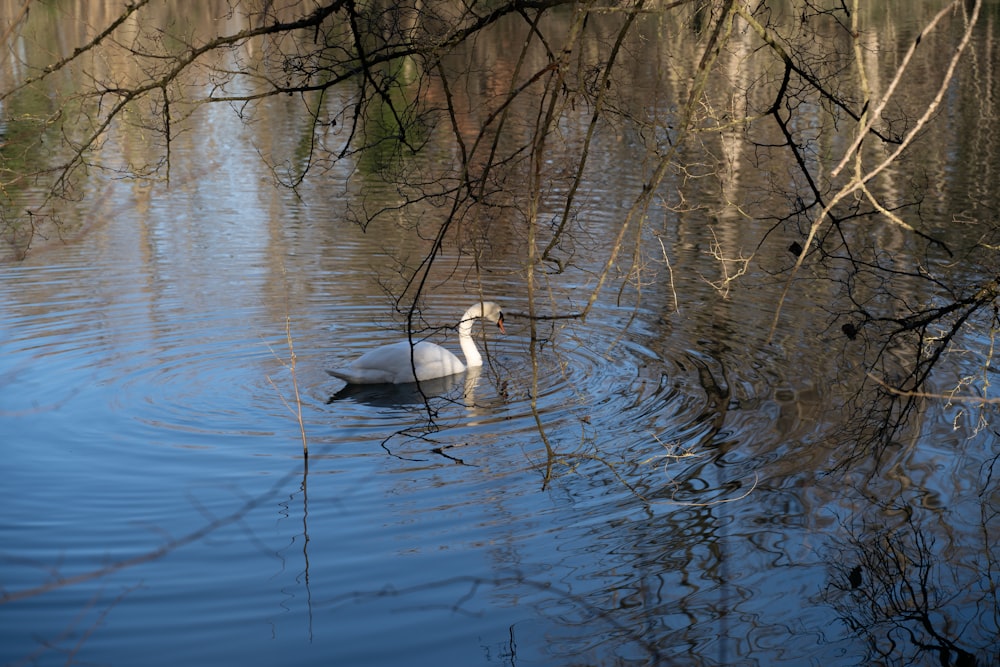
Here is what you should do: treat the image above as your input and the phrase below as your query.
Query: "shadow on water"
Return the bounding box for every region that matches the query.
[327,374,460,406]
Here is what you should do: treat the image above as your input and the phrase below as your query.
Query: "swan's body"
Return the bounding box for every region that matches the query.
[328,302,504,385]
[330,340,465,385]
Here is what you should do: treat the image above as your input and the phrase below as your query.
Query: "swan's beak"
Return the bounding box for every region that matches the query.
[497,314,506,335]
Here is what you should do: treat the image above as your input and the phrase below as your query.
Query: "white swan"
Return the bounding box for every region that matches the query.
[328,302,505,385]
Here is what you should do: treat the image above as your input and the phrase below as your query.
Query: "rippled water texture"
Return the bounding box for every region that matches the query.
[0,168,822,667]
[3,4,999,667]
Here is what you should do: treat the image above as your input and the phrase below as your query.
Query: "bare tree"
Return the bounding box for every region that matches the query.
[1,0,995,466]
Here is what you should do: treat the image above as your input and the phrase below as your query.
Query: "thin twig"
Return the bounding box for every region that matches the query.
[766,0,981,343]
[866,373,1000,404]
[264,315,308,457]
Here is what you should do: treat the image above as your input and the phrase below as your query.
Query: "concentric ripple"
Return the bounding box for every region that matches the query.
[313,297,735,495]
[0,258,321,455]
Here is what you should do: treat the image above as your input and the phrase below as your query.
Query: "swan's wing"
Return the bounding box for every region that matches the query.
[329,341,465,384]
[327,366,399,384]
[410,341,465,381]
[328,341,413,384]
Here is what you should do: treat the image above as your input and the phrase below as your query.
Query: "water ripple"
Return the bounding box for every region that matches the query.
[312,298,740,501]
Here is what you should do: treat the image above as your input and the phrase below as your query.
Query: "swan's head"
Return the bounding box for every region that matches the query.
[481,301,505,334]
[468,301,505,334]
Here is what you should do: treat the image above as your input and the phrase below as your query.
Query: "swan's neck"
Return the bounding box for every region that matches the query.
[457,304,484,368]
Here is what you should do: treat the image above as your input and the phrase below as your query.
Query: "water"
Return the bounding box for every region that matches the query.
[3,3,999,666]
[0,173,845,666]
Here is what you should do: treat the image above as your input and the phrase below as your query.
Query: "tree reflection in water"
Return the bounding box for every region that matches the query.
[2,0,999,665]
[825,499,995,667]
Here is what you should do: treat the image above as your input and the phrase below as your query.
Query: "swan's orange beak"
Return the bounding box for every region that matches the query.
[497,314,506,335]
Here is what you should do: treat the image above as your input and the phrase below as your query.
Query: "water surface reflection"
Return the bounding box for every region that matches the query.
[2,2,998,666]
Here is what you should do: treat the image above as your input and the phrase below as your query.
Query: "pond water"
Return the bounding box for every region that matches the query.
[2,3,999,666]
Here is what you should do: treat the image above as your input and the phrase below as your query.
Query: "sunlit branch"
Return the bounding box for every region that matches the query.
[0,0,153,103]
[542,0,645,266]
[867,373,1000,405]
[830,0,968,179]
[581,0,737,320]
[524,2,594,486]
[735,1,897,146]
[767,0,982,343]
